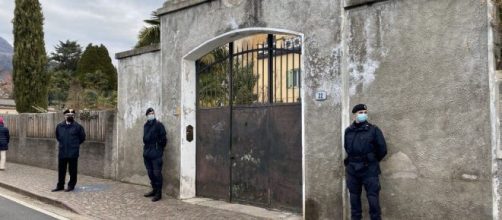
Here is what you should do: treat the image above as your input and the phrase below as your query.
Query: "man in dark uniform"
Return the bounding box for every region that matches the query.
[143,107,167,202]
[344,104,387,220]
[52,109,86,192]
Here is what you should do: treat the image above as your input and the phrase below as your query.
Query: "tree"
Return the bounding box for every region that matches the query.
[135,12,160,48]
[72,44,117,109]
[50,40,82,72]
[47,40,81,108]
[12,0,48,112]
[48,69,70,106]
[197,47,258,107]
[75,44,117,91]
[197,47,230,106]
[232,63,258,105]
[65,79,84,110]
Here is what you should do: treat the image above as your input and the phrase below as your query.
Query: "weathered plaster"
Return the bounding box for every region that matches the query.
[381,151,418,179]
[116,50,161,185]
[116,0,497,219]
[346,0,492,218]
[488,0,501,219]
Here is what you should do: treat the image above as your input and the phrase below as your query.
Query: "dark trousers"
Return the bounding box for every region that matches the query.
[57,158,78,189]
[346,174,381,220]
[143,156,163,190]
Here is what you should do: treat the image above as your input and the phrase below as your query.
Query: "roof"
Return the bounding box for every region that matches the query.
[0,99,15,107]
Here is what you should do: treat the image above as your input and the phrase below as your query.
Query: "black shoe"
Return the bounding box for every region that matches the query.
[144,189,156,197]
[151,190,161,202]
[64,187,75,192]
[51,187,64,192]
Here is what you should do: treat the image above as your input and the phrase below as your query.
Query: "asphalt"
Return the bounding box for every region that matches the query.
[0,195,57,220]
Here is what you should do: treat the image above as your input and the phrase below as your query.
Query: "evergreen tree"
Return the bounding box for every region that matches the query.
[48,70,70,106]
[75,44,117,91]
[12,0,48,112]
[47,40,81,107]
[97,45,117,91]
[50,40,82,72]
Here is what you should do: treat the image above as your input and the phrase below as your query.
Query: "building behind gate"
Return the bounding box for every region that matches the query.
[116,0,502,219]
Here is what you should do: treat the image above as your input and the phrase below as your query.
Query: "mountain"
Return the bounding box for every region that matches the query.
[0,37,13,98]
[0,37,13,72]
[0,37,13,54]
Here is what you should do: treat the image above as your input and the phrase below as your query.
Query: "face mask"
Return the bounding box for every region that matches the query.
[147,114,155,121]
[356,113,367,123]
[66,116,74,123]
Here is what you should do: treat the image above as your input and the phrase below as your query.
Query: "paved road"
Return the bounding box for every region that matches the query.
[0,195,58,220]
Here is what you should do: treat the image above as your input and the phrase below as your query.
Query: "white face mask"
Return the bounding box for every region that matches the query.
[147,114,155,121]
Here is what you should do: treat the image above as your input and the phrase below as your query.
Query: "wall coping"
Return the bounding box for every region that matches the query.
[115,44,160,60]
[156,0,211,16]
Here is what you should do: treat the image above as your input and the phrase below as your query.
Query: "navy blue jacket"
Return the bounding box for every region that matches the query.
[143,119,167,159]
[56,121,86,159]
[344,121,387,177]
[0,124,10,151]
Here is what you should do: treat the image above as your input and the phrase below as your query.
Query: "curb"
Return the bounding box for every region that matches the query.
[0,181,80,214]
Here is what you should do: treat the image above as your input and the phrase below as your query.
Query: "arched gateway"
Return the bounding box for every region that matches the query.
[180,29,304,212]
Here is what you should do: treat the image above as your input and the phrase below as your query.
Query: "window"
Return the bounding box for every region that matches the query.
[287,68,300,88]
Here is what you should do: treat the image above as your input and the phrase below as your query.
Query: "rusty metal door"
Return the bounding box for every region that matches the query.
[230,106,270,206]
[231,104,301,211]
[267,104,302,211]
[196,107,231,201]
[196,34,302,212]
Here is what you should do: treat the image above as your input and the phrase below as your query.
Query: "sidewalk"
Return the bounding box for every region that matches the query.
[0,163,301,220]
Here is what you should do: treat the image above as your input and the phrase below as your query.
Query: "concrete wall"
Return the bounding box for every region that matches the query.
[115,0,497,219]
[5,111,117,179]
[157,0,343,218]
[345,0,492,219]
[115,45,161,186]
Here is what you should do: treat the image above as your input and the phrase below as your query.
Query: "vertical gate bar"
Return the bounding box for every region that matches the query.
[262,42,265,103]
[253,43,257,102]
[208,67,210,107]
[196,61,200,109]
[246,43,250,104]
[298,46,302,101]
[274,39,277,103]
[246,43,249,69]
[228,42,234,202]
[281,39,284,103]
[285,43,289,103]
[241,46,244,104]
[292,45,296,102]
[267,34,274,104]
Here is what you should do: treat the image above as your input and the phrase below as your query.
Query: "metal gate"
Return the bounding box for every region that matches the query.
[196,34,302,212]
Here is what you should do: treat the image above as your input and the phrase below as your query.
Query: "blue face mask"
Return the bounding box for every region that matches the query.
[147,114,155,121]
[356,113,368,123]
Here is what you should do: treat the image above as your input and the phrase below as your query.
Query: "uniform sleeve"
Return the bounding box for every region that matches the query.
[343,128,349,152]
[374,127,387,161]
[55,124,61,143]
[157,122,167,148]
[79,125,86,144]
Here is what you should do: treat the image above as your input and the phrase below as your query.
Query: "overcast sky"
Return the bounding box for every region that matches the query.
[0,0,165,65]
